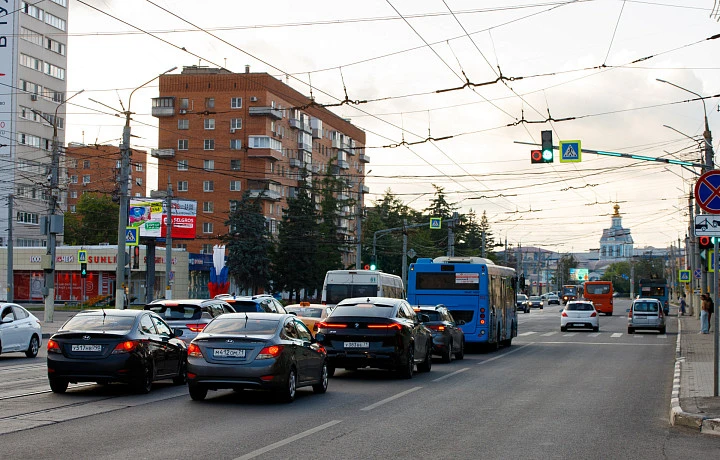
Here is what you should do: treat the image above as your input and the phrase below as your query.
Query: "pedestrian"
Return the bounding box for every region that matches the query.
[679,296,686,316]
[700,294,710,334]
[709,295,714,331]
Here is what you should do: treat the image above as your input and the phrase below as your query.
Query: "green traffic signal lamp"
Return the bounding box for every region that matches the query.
[541,130,553,163]
[80,262,88,278]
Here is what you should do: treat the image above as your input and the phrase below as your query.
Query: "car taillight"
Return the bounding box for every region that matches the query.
[257,345,284,359]
[367,323,402,330]
[628,310,633,318]
[112,340,138,354]
[590,312,597,317]
[187,343,203,358]
[47,339,61,353]
[561,312,568,317]
[186,323,206,333]
[428,325,446,331]
[317,322,346,329]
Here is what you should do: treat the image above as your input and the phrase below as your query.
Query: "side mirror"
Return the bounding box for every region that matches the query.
[173,328,184,337]
[625,308,630,313]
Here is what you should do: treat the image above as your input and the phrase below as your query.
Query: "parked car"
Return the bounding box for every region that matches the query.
[560,301,599,332]
[0,303,42,358]
[186,313,328,402]
[216,294,288,315]
[547,294,560,305]
[144,299,235,343]
[627,298,666,334]
[47,309,187,394]
[284,302,332,335]
[414,305,465,362]
[315,297,433,379]
[528,296,543,309]
[516,294,530,313]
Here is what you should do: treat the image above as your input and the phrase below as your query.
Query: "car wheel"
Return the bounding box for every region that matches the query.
[606,312,613,316]
[25,335,40,358]
[49,378,68,394]
[327,365,336,378]
[313,362,329,394]
[561,326,567,332]
[278,368,297,403]
[628,328,634,334]
[417,343,432,373]
[442,340,453,363]
[188,383,207,401]
[592,326,599,332]
[172,360,187,385]
[133,363,153,394]
[455,339,465,360]
[398,347,414,379]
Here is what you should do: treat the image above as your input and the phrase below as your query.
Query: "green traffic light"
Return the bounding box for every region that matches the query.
[370,264,377,270]
[542,149,553,161]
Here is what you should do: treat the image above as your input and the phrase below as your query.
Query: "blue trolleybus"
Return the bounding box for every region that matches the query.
[407,256,517,350]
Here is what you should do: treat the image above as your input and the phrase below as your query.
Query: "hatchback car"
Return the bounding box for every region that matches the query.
[627,298,666,334]
[47,309,187,394]
[560,301,599,332]
[217,294,288,315]
[145,299,235,343]
[315,297,433,379]
[0,303,42,358]
[186,313,327,402]
[414,305,465,362]
[547,295,560,305]
[528,296,543,309]
[284,302,332,335]
[516,294,530,313]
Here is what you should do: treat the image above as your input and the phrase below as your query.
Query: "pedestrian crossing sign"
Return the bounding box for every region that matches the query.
[77,250,87,264]
[429,217,442,229]
[678,269,691,283]
[559,140,582,163]
[126,227,138,246]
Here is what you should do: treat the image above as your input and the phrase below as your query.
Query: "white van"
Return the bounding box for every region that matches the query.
[321,270,405,307]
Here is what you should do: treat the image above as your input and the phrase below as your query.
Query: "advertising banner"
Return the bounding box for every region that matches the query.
[569,268,589,281]
[129,198,197,239]
[0,1,17,157]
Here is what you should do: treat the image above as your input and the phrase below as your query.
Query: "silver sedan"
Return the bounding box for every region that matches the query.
[0,303,42,358]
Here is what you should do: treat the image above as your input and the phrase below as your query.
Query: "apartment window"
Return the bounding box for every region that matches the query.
[70,175,77,184]
[177,181,188,192]
[46,37,66,55]
[229,200,239,212]
[203,181,214,192]
[180,98,189,109]
[204,160,214,171]
[230,181,241,191]
[17,212,39,224]
[203,222,213,233]
[205,98,215,109]
[136,178,143,186]
[177,160,188,171]
[231,97,242,108]
[230,159,241,171]
[83,160,90,169]
[248,135,282,152]
[178,119,189,130]
[230,118,242,130]
[45,12,66,31]
[19,53,41,71]
[230,139,242,150]
[70,190,77,199]
[67,159,77,168]
[43,62,65,80]
[50,0,67,6]
[21,2,44,21]
[135,163,143,172]
[203,202,214,213]
[116,160,121,169]
[69,205,76,213]
[204,139,215,150]
[82,175,90,184]
[20,27,43,46]
[204,119,215,130]
[178,139,188,150]
[18,133,41,148]
[201,244,213,254]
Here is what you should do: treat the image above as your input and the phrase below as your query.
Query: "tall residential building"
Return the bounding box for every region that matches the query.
[0,1,69,248]
[64,144,147,213]
[151,66,369,268]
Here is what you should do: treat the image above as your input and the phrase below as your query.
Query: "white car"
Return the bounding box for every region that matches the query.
[0,303,42,357]
[560,301,599,332]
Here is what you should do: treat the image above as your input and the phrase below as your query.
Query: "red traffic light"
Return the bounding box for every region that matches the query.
[531,150,543,164]
[699,236,713,249]
[363,264,370,270]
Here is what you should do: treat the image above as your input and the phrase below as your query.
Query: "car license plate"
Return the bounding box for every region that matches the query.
[213,348,246,358]
[574,323,586,327]
[344,342,369,348]
[71,344,101,352]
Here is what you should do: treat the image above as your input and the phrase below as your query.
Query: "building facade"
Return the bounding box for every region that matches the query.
[150,66,368,269]
[0,1,69,248]
[599,204,634,260]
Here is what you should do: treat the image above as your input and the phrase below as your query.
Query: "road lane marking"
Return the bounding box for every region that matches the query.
[658,335,667,339]
[234,420,342,460]
[563,333,577,337]
[518,332,536,336]
[634,334,644,339]
[611,333,622,338]
[588,333,600,337]
[360,387,422,411]
[477,343,533,365]
[521,341,668,346]
[541,332,557,337]
[432,368,469,382]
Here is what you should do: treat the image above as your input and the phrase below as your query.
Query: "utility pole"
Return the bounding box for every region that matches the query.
[165,178,173,300]
[6,195,12,302]
[355,177,363,269]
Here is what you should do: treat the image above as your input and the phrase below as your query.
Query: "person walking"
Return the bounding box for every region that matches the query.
[700,294,710,334]
[679,296,686,316]
[708,295,714,331]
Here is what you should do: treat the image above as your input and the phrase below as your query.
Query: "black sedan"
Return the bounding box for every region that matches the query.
[186,313,328,402]
[315,297,433,379]
[47,309,187,394]
[414,305,465,363]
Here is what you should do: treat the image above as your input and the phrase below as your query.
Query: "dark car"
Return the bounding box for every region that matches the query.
[145,299,235,343]
[315,297,433,379]
[516,294,530,313]
[528,296,543,309]
[414,305,465,363]
[215,294,288,315]
[186,313,327,402]
[47,309,187,394]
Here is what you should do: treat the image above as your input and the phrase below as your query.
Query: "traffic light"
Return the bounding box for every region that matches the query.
[80,263,87,278]
[531,149,543,164]
[519,274,526,290]
[699,236,714,250]
[133,246,140,269]
[370,255,377,270]
[541,130,553,163]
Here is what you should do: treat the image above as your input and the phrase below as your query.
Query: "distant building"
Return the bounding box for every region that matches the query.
[599,204,633,260]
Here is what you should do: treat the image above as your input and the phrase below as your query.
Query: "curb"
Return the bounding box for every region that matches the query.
[669,315,720,436]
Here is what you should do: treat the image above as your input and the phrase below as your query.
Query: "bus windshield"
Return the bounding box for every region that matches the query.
[325,284,377,305]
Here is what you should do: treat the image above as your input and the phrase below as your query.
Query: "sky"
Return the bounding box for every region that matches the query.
[63,0,720,254]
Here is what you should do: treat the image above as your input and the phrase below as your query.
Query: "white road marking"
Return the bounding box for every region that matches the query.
[658,335,668,339]
[588,333,601,337]
[563,333,577,337]
[634,334,644,338]
[611,333,622,338]
[525,341,668,346]
[432,368,469,382]
[541,332,557,337]
[360,387,423,411]
[518,331,536,336]
[234,420,342,460]
[478,343,533,365]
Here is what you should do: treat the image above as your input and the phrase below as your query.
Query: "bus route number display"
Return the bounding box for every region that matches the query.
[456,273,479,284]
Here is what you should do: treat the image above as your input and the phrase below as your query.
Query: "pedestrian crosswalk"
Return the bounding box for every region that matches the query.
[517,330,668,339]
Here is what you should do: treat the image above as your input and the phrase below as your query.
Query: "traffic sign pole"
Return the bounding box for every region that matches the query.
[715,238,719,396]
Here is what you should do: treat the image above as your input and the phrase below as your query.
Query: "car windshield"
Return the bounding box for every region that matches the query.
[634,302,659,312]
[530,296,540,301]
[566,303,594,311]
[419,311,443,321]
[203,318,279,335]
[330,304,393,318]
[516,295,527,301]
[60,314,135,333]
[286,307,324,318]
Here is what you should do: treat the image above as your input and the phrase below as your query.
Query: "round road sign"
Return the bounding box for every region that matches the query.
[694,170,720,214]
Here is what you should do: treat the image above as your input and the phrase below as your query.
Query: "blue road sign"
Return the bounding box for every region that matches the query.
[694,268,702,279]
[678,269,691,283]
[429,217,442,229]
[77,250,87,264]
[694,170,720,214]
[125,227,138,246]
[559,140,582,163]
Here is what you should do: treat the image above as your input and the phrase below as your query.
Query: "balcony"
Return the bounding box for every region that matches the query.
[311,118,322,138]
[359,153,370,163]
[249,106,283,120]
[361,184,370,194]
[151,148,175,158]
[248,189,281,200]
[289,118,301,129]
[337,160,349,170]
[151,97,175,117]
[248,148,283,161]
[289,158,303,168]
[247,180,282,201]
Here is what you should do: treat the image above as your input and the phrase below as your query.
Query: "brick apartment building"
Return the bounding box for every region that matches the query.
[64,144,147,213]
[150,66,369,269]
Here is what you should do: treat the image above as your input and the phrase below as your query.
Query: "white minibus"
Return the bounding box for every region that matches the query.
[321,270,405,307]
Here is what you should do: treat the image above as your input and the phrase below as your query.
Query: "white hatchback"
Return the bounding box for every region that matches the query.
[560,301,599,332]
[0,303,42,358]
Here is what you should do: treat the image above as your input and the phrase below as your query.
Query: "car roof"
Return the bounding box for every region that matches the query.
[147,299,222,306]
[337,296,404,307]
[565,301,594,306]
[285,304,325,309]
[215,312,292,321]
[633,298,660,303]
[80,309,145,316]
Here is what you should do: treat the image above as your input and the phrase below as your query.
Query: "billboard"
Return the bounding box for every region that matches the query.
[129,198,197,239]
[569,268,589,281]
[0,2,17,157]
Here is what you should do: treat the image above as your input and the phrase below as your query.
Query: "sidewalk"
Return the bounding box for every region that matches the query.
[671,309,720,435]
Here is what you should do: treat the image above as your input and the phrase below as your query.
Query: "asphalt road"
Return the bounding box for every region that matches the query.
[1,299,718,459]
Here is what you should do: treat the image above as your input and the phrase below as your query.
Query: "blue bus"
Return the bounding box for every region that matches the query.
[638,279,670,315]
[407,256,517,350]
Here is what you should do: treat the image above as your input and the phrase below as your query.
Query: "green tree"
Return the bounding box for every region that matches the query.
[62,193,118,245]
[601,261,630,294]
[421,184,462,257]
[314,162,348,290]
[556,254,579,286]
[223,191,272,294]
